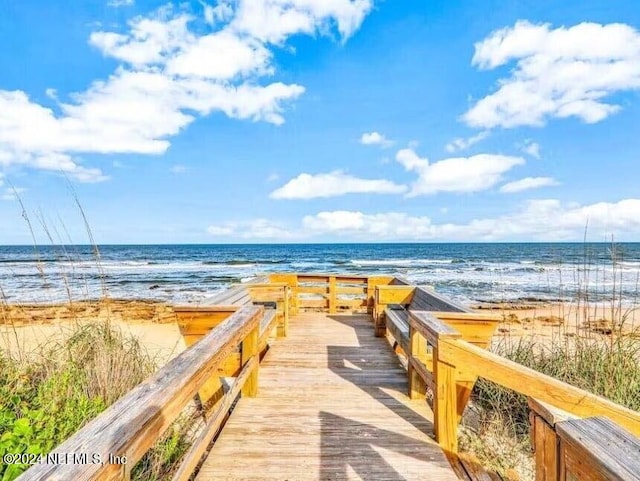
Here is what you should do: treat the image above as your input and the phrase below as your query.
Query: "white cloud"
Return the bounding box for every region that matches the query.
[301,198,640,241]
[360,131,394,148]
[266,173,280,182]
[500,176,559,193]
[463,21,640,129]
[1,2,372,182]
[270,170,407,199]
[165,30,273,79]
[108,0,134,7]
[0,149,109,183]
[395,148,524,196]
[520,140,541,159]
[170,164,188,174]
[201,2,234,25]
[2,187,26,201]
[205,197,640,241]
[445,131,489,153]
[230,0,373,44]
[207,218,297,239]
[89,13,193,66]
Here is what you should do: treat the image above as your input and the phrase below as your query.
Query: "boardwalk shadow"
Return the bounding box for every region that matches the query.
[319,315,451,480]
[319,411,451,481]
[326,314,432,434]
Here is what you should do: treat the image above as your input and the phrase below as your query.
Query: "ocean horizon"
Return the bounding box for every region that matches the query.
[1,242,639,306]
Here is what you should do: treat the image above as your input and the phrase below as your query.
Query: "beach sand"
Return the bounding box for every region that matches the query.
[474,301,640,341]
[0,300,186,364]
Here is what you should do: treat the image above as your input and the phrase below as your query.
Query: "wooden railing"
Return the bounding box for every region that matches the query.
[16,305,264,481]
[269,273,393,314]
[404,310,640,481]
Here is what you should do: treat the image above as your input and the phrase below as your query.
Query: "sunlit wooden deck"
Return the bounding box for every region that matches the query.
[195,312,458,481]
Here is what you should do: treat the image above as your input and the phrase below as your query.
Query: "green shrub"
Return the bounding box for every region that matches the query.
[0,323,155,480]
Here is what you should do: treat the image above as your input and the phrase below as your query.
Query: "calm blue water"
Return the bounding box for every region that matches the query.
[1,243,639,306]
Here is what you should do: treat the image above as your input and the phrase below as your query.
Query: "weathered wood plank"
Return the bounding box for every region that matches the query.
[556,416,640,481]
[195,313,459,481]
[385,308,410,354]
[258,309,278,352]
[531,413,559,481]
[411,287,469,313]
[529,398,577,427]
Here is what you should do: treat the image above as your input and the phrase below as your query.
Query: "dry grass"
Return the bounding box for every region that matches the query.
[460,334,640,477]
[0,320,198,481]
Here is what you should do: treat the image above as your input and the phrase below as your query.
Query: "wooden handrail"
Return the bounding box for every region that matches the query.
[409,311,461,346]
[407,308,640,461]
[17,305,264,481]
[438,338,640,436]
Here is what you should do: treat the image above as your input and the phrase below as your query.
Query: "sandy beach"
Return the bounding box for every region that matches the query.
[0,300,186,364]
[475,301,640,341]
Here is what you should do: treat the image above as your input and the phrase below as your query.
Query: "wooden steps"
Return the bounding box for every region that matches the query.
[195,313,459,481]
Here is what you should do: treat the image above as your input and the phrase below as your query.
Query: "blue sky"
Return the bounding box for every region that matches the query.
[1,0,639,244]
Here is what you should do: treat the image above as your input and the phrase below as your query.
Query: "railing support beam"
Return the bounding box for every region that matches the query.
[408,323,428,399]
[433,345,458,454]
[242,325,259,397]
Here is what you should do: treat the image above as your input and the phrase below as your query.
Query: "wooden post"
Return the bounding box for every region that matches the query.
[528,399,575,481]
[269,274,298,316]
[279,286,289,337]
[242,324,259,397]
[408,324,428,400]
[375,311,386,337]
[366,276,394,314]
[532,414,559,481]
[289,275,298,317]
[433,345,458,454]
[329,276,337,314]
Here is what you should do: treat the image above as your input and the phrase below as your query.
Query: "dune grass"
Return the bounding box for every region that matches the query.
[0,321,193,481]
[459,334,640,479]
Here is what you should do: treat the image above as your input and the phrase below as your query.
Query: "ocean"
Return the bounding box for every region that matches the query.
[1,243,639,306]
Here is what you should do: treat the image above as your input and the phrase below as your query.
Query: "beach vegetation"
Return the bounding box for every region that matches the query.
[459,239,640,481]
[0,320,193,481]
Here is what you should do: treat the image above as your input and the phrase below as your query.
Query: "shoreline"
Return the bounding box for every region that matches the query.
[2,298,638,362]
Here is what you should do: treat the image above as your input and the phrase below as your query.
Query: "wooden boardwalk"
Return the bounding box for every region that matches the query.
[195,312,458,481]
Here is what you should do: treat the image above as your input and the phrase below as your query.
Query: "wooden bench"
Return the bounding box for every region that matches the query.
[375,285,469,341]
[376,285,501,420]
